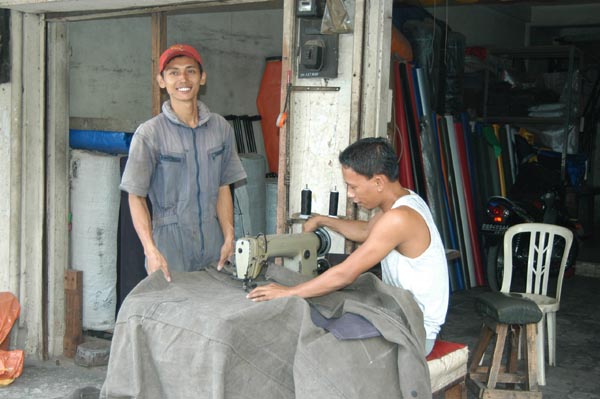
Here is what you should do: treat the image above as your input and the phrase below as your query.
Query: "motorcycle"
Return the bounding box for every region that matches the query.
[480,162,579,291]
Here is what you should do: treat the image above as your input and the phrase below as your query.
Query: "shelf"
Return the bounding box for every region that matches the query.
[477,117,567,126]
[488,45,583,60]
[482,45,583,181]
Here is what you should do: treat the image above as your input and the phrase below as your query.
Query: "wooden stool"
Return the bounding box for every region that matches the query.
[468,292,543,398]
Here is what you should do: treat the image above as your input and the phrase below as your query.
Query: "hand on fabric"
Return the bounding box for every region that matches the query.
[246,283,294,302]
[217,238,235,271]
[302,214,323,232]
[146,247,171,282]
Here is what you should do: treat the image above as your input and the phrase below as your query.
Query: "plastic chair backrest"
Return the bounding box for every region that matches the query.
[500,223,573,301]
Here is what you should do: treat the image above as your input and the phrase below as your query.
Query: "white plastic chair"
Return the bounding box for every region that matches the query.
[500,223,574,386]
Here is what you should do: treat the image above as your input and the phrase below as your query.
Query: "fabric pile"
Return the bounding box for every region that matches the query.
[100,265,430,399]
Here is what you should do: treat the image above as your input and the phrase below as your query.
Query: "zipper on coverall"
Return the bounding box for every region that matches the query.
[192,127,205,257]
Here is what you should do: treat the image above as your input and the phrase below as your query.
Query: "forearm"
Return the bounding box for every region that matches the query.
[128,194,157,255]
[129,193,171,280]
[310,215,370,243]
[288,265,356,298]
[216,185,234,243]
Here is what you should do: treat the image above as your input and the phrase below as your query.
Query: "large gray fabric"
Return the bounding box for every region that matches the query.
[100,265,431,399]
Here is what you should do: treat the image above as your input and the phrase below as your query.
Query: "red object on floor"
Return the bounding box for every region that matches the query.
[0,292,24,385]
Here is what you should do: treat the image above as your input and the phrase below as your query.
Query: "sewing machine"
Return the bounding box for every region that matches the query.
[234,228,331,281]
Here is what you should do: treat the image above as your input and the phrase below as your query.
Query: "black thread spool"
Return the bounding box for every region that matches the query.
[328,189,339,217]
[300,185,312,218]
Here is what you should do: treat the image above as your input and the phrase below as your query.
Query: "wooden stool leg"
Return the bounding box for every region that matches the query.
[508,325,520,373]
[469,324,494,373]
[525,323,540,391]
[487,324,508,389]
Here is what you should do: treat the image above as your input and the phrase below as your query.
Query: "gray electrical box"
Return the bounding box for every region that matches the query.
[296,0,325,17]
[298,18,339,79]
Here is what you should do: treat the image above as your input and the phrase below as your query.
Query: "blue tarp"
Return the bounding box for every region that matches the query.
[69,129,133,154]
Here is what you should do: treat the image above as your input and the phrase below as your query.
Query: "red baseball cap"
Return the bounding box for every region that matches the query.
[159,44,203,73]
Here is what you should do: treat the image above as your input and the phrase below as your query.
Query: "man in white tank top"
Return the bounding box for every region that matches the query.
[247,138,449,355]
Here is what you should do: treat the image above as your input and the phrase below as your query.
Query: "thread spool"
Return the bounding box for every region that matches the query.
[328,189,339,217]
[300,185,312,219]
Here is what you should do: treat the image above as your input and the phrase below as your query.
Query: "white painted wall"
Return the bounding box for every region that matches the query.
[0,83,10,289]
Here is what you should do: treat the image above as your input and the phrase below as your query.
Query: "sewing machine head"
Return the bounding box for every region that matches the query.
[234,227,331,282]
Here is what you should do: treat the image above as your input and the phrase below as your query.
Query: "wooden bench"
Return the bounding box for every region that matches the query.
[427,340,468,399]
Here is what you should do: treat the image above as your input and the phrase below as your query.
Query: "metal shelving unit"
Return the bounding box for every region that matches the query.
[482,45,584,181]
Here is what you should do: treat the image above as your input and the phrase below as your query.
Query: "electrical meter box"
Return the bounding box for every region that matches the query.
[296,0,325,17]
[298,18,339,79]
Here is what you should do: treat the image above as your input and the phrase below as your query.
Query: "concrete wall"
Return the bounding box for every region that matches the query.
[531,4,600,27]
[69,8,283,127]
[69,16,152,124]
[168,11,283,116]
[425,5,527,48]
[0,82,10,289]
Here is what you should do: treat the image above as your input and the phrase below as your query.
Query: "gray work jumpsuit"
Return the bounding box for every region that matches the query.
[120,101,247,272]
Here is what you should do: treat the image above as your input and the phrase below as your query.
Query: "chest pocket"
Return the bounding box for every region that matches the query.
[207,145,225,192]
[155,152,187,208]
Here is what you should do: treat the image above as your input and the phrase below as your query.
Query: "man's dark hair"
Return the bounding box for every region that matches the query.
[338,137,399,181]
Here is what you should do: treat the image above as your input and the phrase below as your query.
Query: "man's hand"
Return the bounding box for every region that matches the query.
[303,214,323,232]
[145,247,171,282]
[217,237,235,271]
[246,283,294,302]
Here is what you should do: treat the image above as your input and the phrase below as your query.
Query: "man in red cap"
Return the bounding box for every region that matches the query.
[120,43,247,282]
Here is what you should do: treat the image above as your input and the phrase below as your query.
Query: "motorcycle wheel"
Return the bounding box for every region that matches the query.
[485,244,503,292]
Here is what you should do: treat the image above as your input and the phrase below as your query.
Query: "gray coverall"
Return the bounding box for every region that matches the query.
[120,100,247,272]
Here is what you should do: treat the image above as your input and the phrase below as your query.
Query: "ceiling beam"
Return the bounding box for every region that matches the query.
[0,0,281,20]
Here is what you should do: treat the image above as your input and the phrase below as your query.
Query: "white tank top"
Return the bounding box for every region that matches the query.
[380,191,449,339]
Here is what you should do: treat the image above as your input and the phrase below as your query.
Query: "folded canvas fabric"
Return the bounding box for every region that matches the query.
[100,264,430,399]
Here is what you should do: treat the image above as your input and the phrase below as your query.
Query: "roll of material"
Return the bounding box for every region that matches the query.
[234,154,267,238]
[328,191,339,216]
[265,177,278,235]
[70,150,120,331]
[300,186,312,218]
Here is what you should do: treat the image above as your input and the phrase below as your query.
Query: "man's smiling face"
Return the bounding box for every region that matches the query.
[157,55,206,102]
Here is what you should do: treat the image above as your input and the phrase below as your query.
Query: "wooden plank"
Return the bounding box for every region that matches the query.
[20,11,46,358]
[70,116,142,133]
[487,324,508,388]
[46,20,70,358]
[344,0,365,254]
[151,12,167,117]
[63,270,83,358]
[275,0,294,235]
[361,0,392,138]
[525,323,539,390]
[38,0,283,21]
[7,10,23,306]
